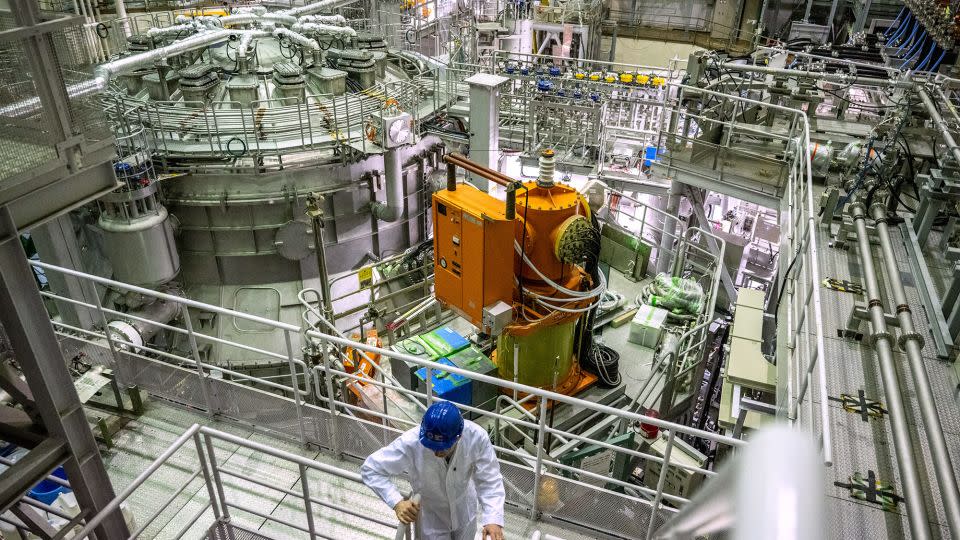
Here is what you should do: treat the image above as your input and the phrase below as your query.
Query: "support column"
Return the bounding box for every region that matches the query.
[29,215,96,329]
[656,181,682,275]
[0,207,128,538]
[465,73,509,192]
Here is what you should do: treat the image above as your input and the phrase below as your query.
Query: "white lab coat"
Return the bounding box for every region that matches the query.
[361,420,506,539]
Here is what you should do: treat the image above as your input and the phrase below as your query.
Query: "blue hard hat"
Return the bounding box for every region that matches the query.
[419,401,464,452]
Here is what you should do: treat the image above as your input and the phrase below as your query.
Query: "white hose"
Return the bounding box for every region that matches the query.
[514,240,605,298]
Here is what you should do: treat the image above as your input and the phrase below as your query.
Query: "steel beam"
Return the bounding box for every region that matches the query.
[901,217,954,359]
[685,186,738,306]
[0,207,129,538]
[0,438,65,515]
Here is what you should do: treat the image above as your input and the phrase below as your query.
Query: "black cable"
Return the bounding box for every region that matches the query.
[583,343,620,388]
[518,187,530,306]
[772,237,806,317]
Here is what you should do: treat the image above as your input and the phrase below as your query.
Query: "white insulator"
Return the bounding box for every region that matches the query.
[537,149,556,187]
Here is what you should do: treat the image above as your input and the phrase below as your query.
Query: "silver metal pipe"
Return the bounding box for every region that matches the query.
[237,32,256,74]
[146,22,200,38]
[283,0,351,17]
[653,425,824,540]
[293,21,358,38]
[0,77,106,118]
[850,201,932,540]
[719,62,913,88]
[919,88,960,167]
[273,27,321,51]
[870,200,960,537]
[299,14,348,25]
[375,148,405,222]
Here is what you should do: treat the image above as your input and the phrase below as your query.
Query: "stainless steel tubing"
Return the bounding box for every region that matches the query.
[919,88,960,167]
[719,62,914,88]
[850,201,932,540]
[870,200,960,538]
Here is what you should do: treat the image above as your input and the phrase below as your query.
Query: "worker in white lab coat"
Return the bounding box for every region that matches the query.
[361,401,506,540]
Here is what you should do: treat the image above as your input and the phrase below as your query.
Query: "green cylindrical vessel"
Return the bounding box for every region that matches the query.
[496,320,576,388]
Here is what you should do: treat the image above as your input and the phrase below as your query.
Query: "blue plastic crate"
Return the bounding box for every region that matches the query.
[415,357,472,406]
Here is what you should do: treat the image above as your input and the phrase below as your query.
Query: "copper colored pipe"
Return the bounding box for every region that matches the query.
[443,152,516,187]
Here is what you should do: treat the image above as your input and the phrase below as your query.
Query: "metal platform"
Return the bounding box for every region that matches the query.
[803,222,960,539]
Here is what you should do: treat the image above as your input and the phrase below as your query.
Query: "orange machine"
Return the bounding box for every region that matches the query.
[433,153,600,397]
[432,183,515,328]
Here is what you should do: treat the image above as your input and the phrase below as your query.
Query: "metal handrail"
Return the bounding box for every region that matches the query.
[70,423,398,539]
[38,259,744,536]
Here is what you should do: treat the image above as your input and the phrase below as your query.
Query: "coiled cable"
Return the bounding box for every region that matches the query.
[583,343,620,388]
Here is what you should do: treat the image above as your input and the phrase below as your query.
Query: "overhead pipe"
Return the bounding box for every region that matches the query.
[718,62,914,88]
[146,22,202,38]
[282,0,351,18]
[869,199,960,537]
[849,200,932,540]
[93,29,271,86]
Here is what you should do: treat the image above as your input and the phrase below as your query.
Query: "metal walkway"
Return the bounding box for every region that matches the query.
[807,223,958,539]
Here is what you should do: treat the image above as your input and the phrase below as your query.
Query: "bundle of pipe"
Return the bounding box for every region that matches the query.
[273,27,321,52]
[299,14,348,26]
[282,0,350,18]
[292,21,358,38]
[883,6,906,38]
[146,21,203,38]
[219,12,298,26]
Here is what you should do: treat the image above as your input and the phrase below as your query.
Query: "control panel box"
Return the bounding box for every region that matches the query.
[432,183,515,329]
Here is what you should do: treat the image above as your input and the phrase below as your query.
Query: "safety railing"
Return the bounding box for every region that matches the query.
[35,259,743,539]
[100,53,440,173]
[71,423,399,539]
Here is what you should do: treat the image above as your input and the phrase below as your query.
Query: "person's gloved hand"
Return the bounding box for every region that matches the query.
[394,500,420,524]
[482,524,504,540]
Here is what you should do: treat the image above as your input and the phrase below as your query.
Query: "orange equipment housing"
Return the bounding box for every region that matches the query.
[432,183,515,328]
[432,153,599,399]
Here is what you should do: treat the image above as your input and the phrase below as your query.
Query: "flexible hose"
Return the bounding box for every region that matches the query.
[884,6,906,38]
[929,48,948,73]
[894,21,919,56]
[583,344,620,388]
[915,43,937,72]
[888,13,912,46]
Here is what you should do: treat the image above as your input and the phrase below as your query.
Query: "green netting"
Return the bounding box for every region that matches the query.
[640,273,705,319]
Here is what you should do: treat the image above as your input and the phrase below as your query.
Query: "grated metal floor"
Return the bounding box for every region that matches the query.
[807,222,960,539]
[100,402,598,540]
